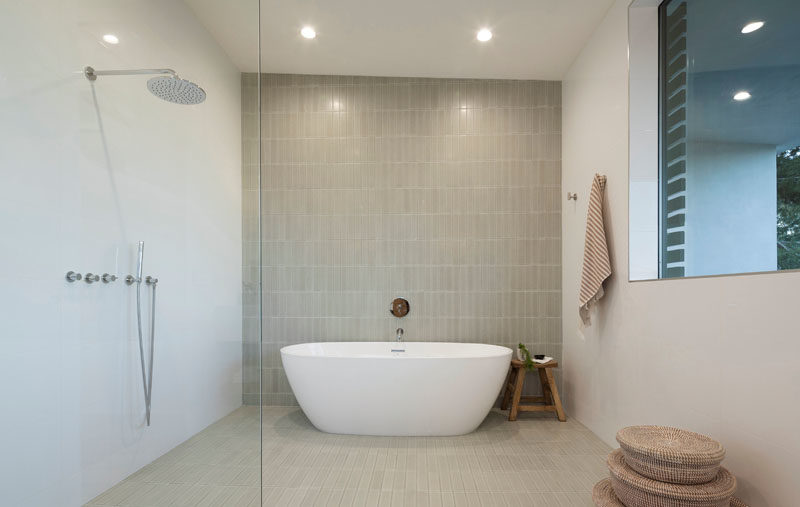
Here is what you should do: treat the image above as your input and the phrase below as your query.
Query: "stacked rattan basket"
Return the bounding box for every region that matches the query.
[592,426,748,507]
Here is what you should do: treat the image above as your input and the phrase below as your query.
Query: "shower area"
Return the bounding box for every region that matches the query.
[2,1,257,505]
[1,1,567,506]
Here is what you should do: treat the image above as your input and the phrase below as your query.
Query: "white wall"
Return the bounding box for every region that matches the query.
[0,1,243,505]
[562,1,800,505]
[686,141,777,276]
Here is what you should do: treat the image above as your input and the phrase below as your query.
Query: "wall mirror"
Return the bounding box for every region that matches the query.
[628,0,800,280]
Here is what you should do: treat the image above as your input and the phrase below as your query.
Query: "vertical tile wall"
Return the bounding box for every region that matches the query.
[243,74,562,406]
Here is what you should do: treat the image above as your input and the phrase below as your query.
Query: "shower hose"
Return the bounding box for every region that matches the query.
[136,275,156,426]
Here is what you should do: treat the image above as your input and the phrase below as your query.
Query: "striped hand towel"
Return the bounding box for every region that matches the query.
[579,174,611,324]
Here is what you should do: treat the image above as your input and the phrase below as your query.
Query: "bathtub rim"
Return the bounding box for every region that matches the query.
[280,341,513,360]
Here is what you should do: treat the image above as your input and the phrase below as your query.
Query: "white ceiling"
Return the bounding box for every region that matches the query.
[185,0,615,80]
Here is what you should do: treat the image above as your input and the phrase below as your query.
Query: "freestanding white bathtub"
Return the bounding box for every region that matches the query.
[281,342,512,436]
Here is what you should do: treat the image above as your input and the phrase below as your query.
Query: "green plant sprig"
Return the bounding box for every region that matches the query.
[518,343,535,371]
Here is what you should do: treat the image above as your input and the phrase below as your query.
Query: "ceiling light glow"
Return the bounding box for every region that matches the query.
[741,21,764,34]
[102,34,119,44]
[733,91,752,101]
[300,26,316,39]
[476,28,492,42]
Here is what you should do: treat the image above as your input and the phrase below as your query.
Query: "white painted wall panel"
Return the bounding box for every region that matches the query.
[563,1,800,504]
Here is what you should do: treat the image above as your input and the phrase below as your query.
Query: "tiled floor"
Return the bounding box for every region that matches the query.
[86,406,611,506]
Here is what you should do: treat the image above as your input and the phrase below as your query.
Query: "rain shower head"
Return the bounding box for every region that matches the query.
[146,76,205,105]
[84,66,206,105]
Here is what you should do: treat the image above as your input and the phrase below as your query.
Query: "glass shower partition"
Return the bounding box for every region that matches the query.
[0,1,263,505]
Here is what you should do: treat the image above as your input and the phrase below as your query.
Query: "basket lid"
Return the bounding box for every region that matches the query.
[608,449,736,501]
[616,425,725,465]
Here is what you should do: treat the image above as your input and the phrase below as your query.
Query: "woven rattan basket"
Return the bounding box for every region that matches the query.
[616,426,725,484]
[592,478,626,506]
[608,449,736,507]
[593,477,748,507]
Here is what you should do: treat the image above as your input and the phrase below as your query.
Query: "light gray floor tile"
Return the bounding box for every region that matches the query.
[86,406,611,506]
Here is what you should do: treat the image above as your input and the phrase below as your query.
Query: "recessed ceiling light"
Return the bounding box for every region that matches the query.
[476,28,492,42]
[300,26,316,39]
[102,34,119,44]
[733,91,752,101]
[741,21,764,34]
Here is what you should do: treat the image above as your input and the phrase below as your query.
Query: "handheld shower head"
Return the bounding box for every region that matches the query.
[137,241,144,281]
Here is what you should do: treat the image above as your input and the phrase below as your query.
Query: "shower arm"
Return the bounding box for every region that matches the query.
[84,66,177,81]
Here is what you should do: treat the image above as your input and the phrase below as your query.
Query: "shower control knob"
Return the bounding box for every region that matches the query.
[145,276,158,285]
[65,271,82,282]
[84,273,100,284]
[101,273,117,283]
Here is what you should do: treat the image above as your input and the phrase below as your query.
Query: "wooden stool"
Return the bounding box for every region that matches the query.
[501,359,565,422]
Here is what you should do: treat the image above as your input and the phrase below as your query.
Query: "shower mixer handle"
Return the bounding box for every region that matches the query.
[65,271,82,282]
[84,273,100,284]
[102,273,117,283]
[145,276,158,286]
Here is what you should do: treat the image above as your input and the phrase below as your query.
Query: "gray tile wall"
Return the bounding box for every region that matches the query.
[242,74,562,406]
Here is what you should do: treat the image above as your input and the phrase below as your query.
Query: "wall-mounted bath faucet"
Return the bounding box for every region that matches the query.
[392,328,405,353]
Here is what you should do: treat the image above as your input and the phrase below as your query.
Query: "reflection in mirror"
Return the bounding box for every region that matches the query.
[629,0,800,280]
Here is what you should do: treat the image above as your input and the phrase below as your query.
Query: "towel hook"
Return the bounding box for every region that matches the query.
[567,192,578,201]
